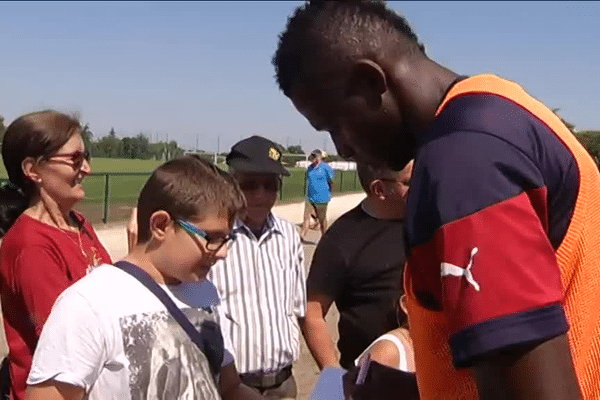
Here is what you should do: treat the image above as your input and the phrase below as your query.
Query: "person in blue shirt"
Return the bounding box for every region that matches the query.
[301,149,335,242]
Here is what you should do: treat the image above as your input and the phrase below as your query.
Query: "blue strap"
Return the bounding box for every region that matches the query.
[114,261,223,376]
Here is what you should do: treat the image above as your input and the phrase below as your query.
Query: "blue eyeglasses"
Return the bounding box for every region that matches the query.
[175,219,234,251]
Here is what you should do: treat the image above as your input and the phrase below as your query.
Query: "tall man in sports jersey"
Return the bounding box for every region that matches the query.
[272,1,600,399]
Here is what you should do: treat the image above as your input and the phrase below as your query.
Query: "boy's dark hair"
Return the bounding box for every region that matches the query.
[136,155,246,243]
[357,162,399,194]
[273,0,426,97]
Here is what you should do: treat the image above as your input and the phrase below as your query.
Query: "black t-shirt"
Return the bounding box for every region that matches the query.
[307,204,406,369]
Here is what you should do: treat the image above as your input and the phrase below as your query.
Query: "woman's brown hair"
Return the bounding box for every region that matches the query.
[0,110,81,237]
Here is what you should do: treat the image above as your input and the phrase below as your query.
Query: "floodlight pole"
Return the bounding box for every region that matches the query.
[214,136,220,164]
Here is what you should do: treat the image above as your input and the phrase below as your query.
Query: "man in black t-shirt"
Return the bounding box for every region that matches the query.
[302,161,413,370]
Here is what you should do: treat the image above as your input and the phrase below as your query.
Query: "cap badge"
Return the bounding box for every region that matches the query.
[269,147,281,161]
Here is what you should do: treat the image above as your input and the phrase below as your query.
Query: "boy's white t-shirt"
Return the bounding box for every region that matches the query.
[27,264,234,400]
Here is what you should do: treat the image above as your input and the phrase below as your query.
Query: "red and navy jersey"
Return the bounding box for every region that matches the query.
[404,75,600,399]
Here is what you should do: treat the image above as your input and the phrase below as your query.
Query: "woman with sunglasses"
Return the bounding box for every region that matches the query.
[0,110,111,400]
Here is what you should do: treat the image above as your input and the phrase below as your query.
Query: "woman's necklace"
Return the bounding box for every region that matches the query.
[67,213,98,269]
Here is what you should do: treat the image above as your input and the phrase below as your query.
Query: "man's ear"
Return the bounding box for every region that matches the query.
[22,157,41,184]
[370,180,387,200]
[347,59,388,110]
[400,294,408,315]
[149,211,172,242]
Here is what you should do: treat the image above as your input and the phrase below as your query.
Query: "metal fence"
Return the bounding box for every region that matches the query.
[2,168,361,225]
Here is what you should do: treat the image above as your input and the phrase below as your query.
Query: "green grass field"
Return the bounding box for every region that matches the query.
[1,158,361,224]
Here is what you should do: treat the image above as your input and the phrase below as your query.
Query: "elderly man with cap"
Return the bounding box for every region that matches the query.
[300,149,335,242]
[207,135,306,400]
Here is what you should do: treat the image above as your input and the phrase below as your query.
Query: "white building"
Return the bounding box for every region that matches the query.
[295,160,357,170]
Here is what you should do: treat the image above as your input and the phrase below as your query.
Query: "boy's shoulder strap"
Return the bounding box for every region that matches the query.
[114,261,224,377]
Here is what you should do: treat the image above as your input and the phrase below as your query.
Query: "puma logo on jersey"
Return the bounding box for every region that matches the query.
[440,247,481,292]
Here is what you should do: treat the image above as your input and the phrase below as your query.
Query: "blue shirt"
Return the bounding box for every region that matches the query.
[306,162,335,203]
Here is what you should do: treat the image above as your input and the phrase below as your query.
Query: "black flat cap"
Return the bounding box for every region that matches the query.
[226,135,290,176]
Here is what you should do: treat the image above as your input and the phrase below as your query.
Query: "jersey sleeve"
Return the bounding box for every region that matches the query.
[307,236,346,300]
[13,246,78,335]
[408,130,568,368]
[27,290,106,391]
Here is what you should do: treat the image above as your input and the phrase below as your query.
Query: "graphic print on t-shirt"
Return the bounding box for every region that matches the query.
[119,308,220,400]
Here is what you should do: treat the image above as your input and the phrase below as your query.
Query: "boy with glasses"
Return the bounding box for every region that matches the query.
[25,155,263,400]
[208,136,306,399]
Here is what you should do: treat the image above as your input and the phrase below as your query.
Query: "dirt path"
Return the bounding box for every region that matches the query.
[294,231,342,400]
[94,193,366,262]
[0,192,366,398]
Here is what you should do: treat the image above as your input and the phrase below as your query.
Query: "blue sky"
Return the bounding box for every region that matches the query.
[1,1,598,154]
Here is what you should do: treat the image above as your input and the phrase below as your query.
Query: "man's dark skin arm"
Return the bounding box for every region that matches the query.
[472,334,582,400]
[344,333,582,400]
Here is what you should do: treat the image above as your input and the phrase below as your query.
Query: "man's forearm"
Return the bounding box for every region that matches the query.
[473,334,582,400]
[301,316,340,369]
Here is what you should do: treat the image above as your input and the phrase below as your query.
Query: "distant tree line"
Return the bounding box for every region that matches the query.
[82,126,185,160]
[0,116,185,161]
[0,113,597,167]
[575,131,600,167]
[0,116,5,143]
[551,109,600,168]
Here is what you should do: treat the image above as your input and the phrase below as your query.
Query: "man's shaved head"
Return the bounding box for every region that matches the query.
[273,0,425,97]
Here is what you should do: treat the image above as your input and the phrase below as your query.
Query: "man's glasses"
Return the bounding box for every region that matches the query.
[175,219,234,252]
[46,149,91,170]
[238,178,280,192]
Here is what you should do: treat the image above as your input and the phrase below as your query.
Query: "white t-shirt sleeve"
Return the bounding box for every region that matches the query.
[27,289,106,392]
[220,318,235,367]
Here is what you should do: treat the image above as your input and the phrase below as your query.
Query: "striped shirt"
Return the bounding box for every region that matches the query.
[207,213,306,374]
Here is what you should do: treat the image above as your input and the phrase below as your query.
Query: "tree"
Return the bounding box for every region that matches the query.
[81,124,94,153]
[121,134,150,159]
[286,145,304,154]
[165,140,185,160]
[77,125,187,161]
[0,115,6,149]
[552,108,576,133]
[121,137,134,159]
[149,142,166,160]
[93,128,123,158]
[131,133,151,159]
[575,131,600,167]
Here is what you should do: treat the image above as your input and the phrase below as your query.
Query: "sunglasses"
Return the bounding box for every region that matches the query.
[238,178,281,192]
[175,219,234,252]
[46,149,91,170]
